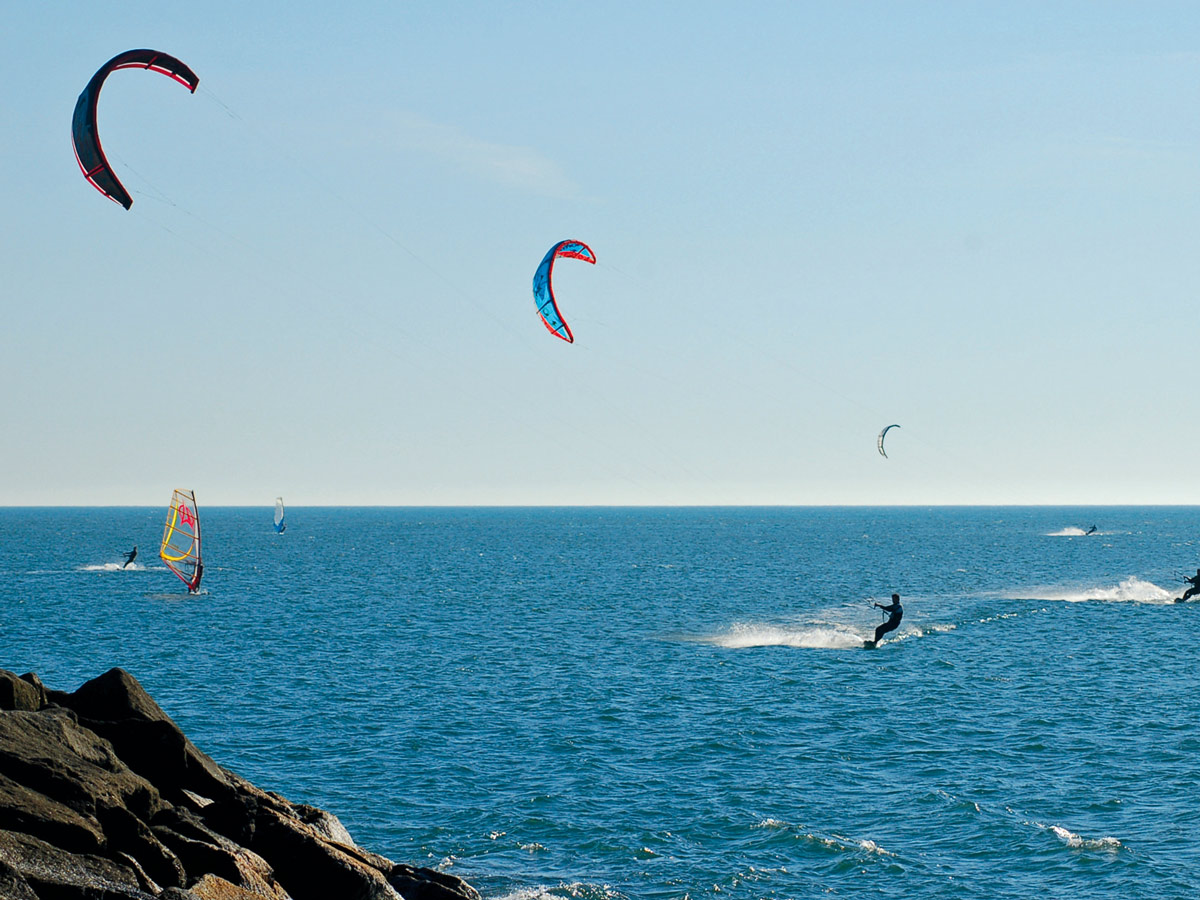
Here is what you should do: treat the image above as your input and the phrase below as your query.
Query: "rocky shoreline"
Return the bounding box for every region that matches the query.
[0,668,481,900]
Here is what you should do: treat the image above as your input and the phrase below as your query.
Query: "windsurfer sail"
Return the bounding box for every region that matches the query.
[160,489,202,593]
[274,497,286,534]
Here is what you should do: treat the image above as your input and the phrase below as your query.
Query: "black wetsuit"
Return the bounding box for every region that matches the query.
[189,561,204,595]
[874,599,903,643]
[122,547,137,568]
[1178,572,1200,603]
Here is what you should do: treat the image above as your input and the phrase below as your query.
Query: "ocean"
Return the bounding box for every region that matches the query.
[2,506,1198,899]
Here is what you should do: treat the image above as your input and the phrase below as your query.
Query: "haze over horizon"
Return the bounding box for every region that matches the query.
[4,3,1199,506]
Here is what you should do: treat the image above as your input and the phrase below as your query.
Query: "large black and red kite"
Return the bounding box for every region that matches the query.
[71,50,199,210]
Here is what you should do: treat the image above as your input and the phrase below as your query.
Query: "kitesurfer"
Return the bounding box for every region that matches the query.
[1176,569,1200,603]
[1085,525,1097,535]
[122,546,137,569]
[867,594,903,645]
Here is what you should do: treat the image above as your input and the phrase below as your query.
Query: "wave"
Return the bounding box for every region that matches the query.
[1008,576,1175,605]
[78,562,160,572]
[1025,821,1122,853]
[1048,825,1122,851]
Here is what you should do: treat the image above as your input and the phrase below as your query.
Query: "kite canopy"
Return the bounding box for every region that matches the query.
[532,239,596,343]
[71,49,200,210]
[877,424,900,458]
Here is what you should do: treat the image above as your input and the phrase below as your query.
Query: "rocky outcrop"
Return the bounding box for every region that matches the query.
[0,669,482,900]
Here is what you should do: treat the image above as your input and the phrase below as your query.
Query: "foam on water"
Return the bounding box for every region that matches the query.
[1043,824,1123,853]
[1008,576,1175,605]
[697,621,867,650]
[79,562,151,572]
[494,884,623,900]
[690,620,953,650]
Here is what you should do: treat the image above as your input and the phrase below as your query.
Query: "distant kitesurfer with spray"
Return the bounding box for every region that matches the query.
[122,546,137,569]
[865,593,903,647]
[1085,525,1097,535]
[1176,569,1200,603]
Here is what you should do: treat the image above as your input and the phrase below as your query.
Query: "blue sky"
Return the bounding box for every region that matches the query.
[3,2,1199,505]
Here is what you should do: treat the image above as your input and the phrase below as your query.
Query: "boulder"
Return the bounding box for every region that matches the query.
[59,668,234,803]
[0,707,163,825]
[249,805,403,900]
[0,771,106,853]
[0,828,153,899]
[0,670,487,900]
[188,872,279,899]
[388,863,482,900]
[0,672,44,713]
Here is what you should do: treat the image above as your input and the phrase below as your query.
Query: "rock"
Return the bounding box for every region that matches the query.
[152,807,289,899]
[0,857,40,900]
[0,771,106,853]
[0,670,488,900]
[189,872,280,900]
[0,828,153,899]
[294,804,356,846]
[388,863,482,900]
[0,707,164,830]
[59,668,234,804]
[0,672,44,712]
[249,805,403,900]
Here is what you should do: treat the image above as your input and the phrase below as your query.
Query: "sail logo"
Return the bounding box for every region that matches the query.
[178,505,195,527]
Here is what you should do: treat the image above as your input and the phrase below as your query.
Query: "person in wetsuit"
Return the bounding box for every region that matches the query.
[870,594,903,644]
[189,561,204,595]
[1176,569,1200,603]
[122,546,137,568]
[1085,525,1097,535]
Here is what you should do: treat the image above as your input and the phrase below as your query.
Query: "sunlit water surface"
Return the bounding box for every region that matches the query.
[3,507,1199,899]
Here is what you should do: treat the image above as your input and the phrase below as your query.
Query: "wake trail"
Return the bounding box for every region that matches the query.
[1003,576,1176,605]
[681,618,954,651]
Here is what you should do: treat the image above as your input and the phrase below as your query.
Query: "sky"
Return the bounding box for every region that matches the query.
[3,2,1200,506]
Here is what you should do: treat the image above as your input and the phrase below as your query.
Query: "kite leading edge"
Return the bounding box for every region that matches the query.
[71,49,200,210]
[532,239,596,343]
[877,424,900,458]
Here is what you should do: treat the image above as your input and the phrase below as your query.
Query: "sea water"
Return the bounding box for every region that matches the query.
[2,506,1199,899]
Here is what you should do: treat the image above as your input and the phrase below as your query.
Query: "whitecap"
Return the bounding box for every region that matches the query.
[1048,825,1122,852]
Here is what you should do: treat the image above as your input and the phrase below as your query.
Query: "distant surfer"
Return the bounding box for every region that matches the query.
[1176,569,1200,603]
[1085,525,1097,535]
[865,594,903,647]
[122,546,137,569]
